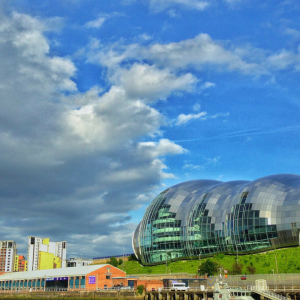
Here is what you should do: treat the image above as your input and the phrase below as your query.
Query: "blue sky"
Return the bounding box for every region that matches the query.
[1,0,300,258]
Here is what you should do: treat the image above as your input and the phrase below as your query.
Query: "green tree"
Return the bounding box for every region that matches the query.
[108,256,118,267]
[231,262,243,275]
[118,258,123,266]
[137,285,145,295]
[198,259,218,276]
[128,254,137,261]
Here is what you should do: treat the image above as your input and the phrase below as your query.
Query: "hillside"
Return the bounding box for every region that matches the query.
[114,247,300,275]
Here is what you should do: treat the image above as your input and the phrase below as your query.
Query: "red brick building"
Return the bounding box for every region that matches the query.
[0,264,127,291]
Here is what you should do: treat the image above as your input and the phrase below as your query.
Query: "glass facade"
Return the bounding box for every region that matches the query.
[132,174,300,264]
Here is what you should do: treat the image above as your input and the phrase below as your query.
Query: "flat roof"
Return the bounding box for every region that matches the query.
[0,265,112,281]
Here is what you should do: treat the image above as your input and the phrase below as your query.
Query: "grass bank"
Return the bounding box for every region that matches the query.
[117,247,300,275]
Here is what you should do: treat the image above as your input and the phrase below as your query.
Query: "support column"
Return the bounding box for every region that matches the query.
[194,293,200,300]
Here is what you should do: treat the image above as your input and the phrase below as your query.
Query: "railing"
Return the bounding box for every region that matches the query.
[206,273,300,291]
[147,287,208,292]
[45,288,68,292]
[128,272,196,280]
[252,289,290,300]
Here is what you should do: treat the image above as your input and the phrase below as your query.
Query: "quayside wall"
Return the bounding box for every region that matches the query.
[0,290,142,299]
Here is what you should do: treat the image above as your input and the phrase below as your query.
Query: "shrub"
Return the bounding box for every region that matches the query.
[137,285,144,295]
[247,264,256,274]
[199,259,219,276]
[108,256,118,267]
[128,254,138,261]
[231,262,243,275]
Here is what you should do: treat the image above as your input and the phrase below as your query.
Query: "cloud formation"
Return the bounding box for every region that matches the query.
[0,10,188,257]
[176,112,207,125]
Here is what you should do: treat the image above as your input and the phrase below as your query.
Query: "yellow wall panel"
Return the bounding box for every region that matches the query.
[39,251,54,270]
[42,238,50,245]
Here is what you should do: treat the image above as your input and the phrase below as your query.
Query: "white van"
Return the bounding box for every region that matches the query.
[171,282,190,291]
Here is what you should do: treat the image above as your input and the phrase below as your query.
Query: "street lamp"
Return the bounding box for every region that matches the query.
[165,251,171,274]
[230,230,238,263]
[165,253,167,274]
[274,247,278,274]
[271,269,275,290]
[198,253,201,277]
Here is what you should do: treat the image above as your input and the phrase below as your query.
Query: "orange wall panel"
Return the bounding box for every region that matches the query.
[136,279,164,291]
[85,265,126,291]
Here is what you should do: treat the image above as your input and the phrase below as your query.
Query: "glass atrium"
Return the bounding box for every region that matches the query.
[132,174,300,265]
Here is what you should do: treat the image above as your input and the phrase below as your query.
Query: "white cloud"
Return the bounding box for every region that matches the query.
[139,139,187,157]
[148,0,210,12]
[90,33,300,78]
[0,11,189,258]
[267,50,300,71]
[85,13,121,29]
[211,112,230,118]
[193,102,201,111]
[284,28,300,39]
[85,17,106,28]
[201,81,216,89]
[143,34,263,75]
[66,86,163,150]
[176,112,207,125]
[112,63,198,102]
[90,34,268,77]
[176,110,229,125]
[184,156,220,170]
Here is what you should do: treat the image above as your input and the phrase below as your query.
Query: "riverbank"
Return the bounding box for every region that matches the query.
[0,291,144,299]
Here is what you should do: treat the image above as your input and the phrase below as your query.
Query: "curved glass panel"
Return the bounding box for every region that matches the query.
[133,174,300,265]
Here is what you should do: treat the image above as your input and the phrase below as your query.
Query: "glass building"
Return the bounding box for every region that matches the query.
[132,174,300,265]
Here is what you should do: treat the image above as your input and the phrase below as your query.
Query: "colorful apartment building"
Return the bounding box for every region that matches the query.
[0,241,17,272]
[27,237,66,271]
[14,255,27,272]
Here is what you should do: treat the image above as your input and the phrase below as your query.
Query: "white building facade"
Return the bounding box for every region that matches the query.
[0,241,17,272]
[67,257,93,267]
[27,236,67,271]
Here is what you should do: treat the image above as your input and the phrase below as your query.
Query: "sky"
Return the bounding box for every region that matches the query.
[1,0,300,259]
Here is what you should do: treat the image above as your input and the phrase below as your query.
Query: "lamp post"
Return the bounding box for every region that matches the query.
[166,251,171,274]
[274,247,278,274]
[165,253,167,274]
[198,253,201,277]
[230,230,238,263]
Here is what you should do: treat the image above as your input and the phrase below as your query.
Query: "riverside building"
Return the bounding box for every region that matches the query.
[133,174,300,265]
[27,237,66,271]
[67,258,93,267]
[0,241,17,272]
[0,264,128,291]
[14,255,27,272]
